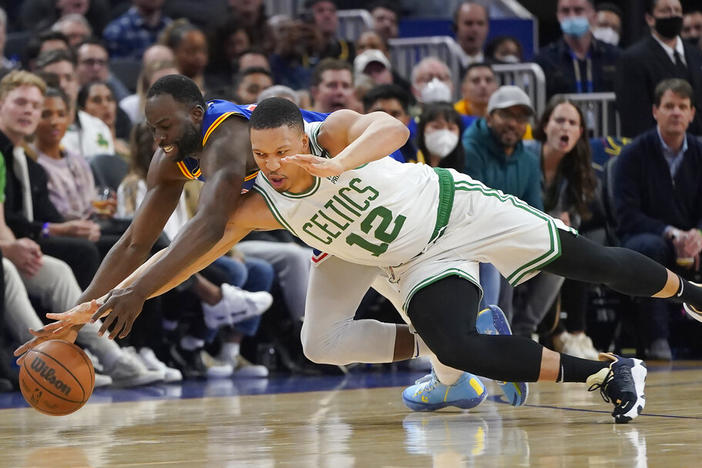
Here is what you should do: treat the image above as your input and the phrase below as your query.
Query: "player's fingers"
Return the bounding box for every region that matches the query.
[35,321,66,332]
[92,299,113,323]
[13,339,36,357]
[108,316,125,340]
[98,311,118,337]
[119,319,134,339]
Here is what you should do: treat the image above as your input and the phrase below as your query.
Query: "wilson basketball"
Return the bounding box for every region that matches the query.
[19,340,95,416]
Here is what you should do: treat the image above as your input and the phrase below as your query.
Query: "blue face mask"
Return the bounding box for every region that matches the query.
[560,16,590,38]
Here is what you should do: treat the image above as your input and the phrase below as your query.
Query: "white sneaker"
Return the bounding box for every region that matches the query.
[84,349,113,387]
[221,284,273,325]
[200,350,234,378]
[105,349,165,387]
[562,333,599,360]
[229,355,269,378]
[138,347,183,382]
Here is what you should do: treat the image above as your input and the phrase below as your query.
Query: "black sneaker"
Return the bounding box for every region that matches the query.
[682,282,702,322]
[586,353,647,424]
[168,344,207,379]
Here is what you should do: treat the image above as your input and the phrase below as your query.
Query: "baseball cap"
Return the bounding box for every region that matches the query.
[487,85,534,115]
[354,49,391,76]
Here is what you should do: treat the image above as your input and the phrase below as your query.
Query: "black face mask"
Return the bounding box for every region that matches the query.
[654,16,683,39]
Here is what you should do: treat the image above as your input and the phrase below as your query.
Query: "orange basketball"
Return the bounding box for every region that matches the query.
[19,340,95,416]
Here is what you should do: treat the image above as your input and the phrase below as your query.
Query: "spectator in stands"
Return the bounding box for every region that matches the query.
[413,102,465,171]
[75,38,130,102]
[20,0,110,35]
[304,0,355,64]
[119,44,176,124]
[311,58,354,113]
[682,9,702,48]
[233,67,273,104]
[362,83,416,162]
[516,96,599,358]
[410,57,454,105]
[355,31,411,93]
[205,17,253,89]
[51,13,92,47]
[593,2,623,46]
[159,20,212,94]
[257,85,300,105]
[35,49,115,159]
[462,86,540,315]
[368,1,399,42]
[78,81,131,158]
[614,78,702,360]
[485,36,524,64]
[354,49,393,86]
[102,0,171,59]
[227,0,272,53]
[455,62,497,119]
[616,0,702,137]
[453,1,489,69]
[534,0,620,99]
[21,30,70,72]
[237,49,270,72]
[0,7,15,75]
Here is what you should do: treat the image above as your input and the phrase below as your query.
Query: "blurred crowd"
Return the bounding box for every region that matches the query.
[0,0,701,393]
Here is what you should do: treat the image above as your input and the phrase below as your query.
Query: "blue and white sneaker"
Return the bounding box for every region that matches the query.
[476,305,529,406]
[586,353,647,424]
[402,370,487,412]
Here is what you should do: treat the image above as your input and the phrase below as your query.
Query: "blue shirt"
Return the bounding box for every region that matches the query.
[102,7,171,59]
[656,126,688,178]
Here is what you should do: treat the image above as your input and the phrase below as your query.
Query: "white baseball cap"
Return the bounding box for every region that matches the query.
[487,85,534,115]
[354,49,391,76]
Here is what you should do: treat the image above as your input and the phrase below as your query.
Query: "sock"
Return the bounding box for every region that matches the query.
[430,355,462,385]
[413,333,431,358]
[557,353,609,383]
[220,342,240,360]
[162,319,178,331]
[674,276,702,308]
[180,335,205,351]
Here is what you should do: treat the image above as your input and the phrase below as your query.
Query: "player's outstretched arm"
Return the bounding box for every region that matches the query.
[284,110,409,177]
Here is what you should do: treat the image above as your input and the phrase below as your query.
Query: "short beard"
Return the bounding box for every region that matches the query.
[173,124,202,162]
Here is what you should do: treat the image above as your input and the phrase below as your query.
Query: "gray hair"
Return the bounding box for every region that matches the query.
[52,13,93,36]
[257,85,300,105]
[410,56,451,87]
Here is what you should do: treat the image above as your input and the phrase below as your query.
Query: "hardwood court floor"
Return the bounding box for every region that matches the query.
[1,362,701,467]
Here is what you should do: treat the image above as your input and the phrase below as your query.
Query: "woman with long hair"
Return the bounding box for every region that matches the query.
[77,81,130,159]
[514,96,599,358]
[414,102,465,170]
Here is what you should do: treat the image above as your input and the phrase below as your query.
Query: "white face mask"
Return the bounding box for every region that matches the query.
[499,54,520,64]
[592,27,620,46]
[424,129,459,159]
[420,78,452,103]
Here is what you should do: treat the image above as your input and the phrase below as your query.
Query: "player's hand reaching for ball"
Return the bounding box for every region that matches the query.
[283,153,346,178]
[91,286,147,340]
[13,300,101,365]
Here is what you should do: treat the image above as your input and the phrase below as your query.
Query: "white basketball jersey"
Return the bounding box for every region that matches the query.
[252,121,453,267]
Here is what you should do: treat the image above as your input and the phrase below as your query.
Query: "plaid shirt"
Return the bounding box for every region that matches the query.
[102,7,171,59]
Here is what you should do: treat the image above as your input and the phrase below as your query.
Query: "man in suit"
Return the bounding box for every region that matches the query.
[615,0,702,138]
[614,78,702,360]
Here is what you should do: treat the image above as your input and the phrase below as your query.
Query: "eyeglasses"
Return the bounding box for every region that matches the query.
[80,58,107,67]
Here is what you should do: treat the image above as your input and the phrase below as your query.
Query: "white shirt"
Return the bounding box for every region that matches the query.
[651,34,686,66]
[62,111,115,160]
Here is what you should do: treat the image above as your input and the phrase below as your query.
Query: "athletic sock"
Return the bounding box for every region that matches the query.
[673,277,702,309]
[430,355,462,385]
[557,353,609,383]
[180,336,205,351]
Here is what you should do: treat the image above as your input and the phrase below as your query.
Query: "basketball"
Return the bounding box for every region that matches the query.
[19,340,95,416]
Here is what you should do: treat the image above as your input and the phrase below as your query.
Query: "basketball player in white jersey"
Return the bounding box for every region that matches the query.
[19,98,702,423]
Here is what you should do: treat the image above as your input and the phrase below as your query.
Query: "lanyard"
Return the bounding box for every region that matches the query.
[571,52,593,94]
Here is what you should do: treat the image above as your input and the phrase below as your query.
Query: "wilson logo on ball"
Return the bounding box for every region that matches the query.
[30,356,72,396]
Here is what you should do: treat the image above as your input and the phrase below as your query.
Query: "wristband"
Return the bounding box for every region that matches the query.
[41,222,50,238]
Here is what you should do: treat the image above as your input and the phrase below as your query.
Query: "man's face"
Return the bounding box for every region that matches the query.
[557,0,596,24]
[312,1,338,36]
[41,60,78,106]
[462,66,497,106]
[0,85,44,139]
[412,60,453,100]
[77,43,109,85]
[646,0,683,28]
[486,105,531,150]
[682,12,702,41]
[363,61,393,85]
[237,72,273,104]
[174,30,208,79]
[372,7,398,40]
[653,89,695,137]
[145,94,203,162]
[312,69,353,112]
[250,125,314,193]
[367,98,409,125]
[59,20,92,47]
[596,10,622,35]
[455,4,489,56]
